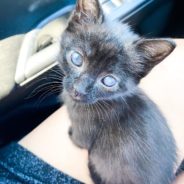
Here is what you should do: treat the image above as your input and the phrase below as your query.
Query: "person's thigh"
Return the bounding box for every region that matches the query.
[173,173,184,184]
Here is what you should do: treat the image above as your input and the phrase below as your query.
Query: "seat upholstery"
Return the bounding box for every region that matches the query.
[0,35,24,100]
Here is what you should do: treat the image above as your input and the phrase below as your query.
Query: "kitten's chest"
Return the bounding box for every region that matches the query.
[68,105,105,148]
[68,102,122,130]
[69,105,99,127]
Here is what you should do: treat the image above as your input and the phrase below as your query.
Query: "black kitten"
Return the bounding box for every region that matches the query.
[59,0,176,183]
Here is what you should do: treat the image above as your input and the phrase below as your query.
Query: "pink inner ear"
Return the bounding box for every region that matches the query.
[134,39,176,80]
[137,39,176,63]
[153,41,175,61]
[74,0,103,24]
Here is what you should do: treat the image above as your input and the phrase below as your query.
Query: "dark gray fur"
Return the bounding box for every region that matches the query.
[59,0,177,183]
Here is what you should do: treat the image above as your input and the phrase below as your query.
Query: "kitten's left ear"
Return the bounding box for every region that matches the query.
[67,0,104,30]
[135,38,176,79]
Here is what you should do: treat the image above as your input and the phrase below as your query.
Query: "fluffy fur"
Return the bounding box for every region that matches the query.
[59,0,177,183]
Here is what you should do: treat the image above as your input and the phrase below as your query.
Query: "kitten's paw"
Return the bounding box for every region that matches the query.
[68,126,88,149]
[68,127,84,149]
[88,160,104,184]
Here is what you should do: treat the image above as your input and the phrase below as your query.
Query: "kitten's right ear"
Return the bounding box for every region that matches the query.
[67,0,104,31]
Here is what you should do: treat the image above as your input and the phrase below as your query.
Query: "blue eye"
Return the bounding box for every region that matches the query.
[71,51,83,67]
[102,75,117,87]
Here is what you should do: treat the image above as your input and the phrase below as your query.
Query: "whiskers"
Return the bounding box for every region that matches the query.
[25,67,64,107]
[91,93,134,134]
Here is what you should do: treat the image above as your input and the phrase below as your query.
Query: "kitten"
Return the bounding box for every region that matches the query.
[59,0,177,183]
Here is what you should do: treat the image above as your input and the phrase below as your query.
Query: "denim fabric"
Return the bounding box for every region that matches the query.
[0,143,82,184]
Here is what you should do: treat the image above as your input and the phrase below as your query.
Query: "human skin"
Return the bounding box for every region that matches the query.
[19,39,184,184]
[173,173,184,184]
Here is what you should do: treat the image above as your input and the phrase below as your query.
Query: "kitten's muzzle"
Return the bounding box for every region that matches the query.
[71,89,88,102]
[70,75,93,103]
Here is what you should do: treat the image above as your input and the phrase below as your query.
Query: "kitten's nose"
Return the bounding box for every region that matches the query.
[74,90,80,98]
[71,74,92,101]
[73,82,88,97]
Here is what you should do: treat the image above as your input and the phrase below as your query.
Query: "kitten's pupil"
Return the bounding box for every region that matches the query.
[71,51,83,67]
[102,75,117,87]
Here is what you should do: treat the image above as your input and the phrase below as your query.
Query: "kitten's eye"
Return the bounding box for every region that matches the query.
[101,75,117,87]
[71,51,83,67]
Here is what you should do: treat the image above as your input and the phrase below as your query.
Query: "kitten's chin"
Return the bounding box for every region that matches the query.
[70,95,95,105]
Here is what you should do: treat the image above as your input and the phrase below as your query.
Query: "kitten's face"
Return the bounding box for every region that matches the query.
[60,27,134,104]
[59,0,175,104]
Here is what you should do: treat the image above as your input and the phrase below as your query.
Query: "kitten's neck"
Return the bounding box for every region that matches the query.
[65,87,145,123]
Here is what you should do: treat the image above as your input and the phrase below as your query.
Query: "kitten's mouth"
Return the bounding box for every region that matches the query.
[70,95,90,104]
[70,92,90,104]
[64,87,94,104]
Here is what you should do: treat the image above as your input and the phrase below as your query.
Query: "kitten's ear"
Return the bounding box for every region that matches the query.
[67,0,104,30]
[135,38,176,79]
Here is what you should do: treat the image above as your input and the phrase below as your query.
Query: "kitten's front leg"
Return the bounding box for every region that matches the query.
[68,126,87,149]
[88,159,104,184]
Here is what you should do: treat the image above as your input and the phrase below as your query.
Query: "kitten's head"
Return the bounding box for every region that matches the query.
[59,0,175,104]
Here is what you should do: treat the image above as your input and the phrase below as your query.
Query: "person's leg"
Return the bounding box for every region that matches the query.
[173,173,184,184]
[19,106,93,184]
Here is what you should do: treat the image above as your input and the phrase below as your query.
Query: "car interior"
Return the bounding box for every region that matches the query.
[0,0,183,147]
